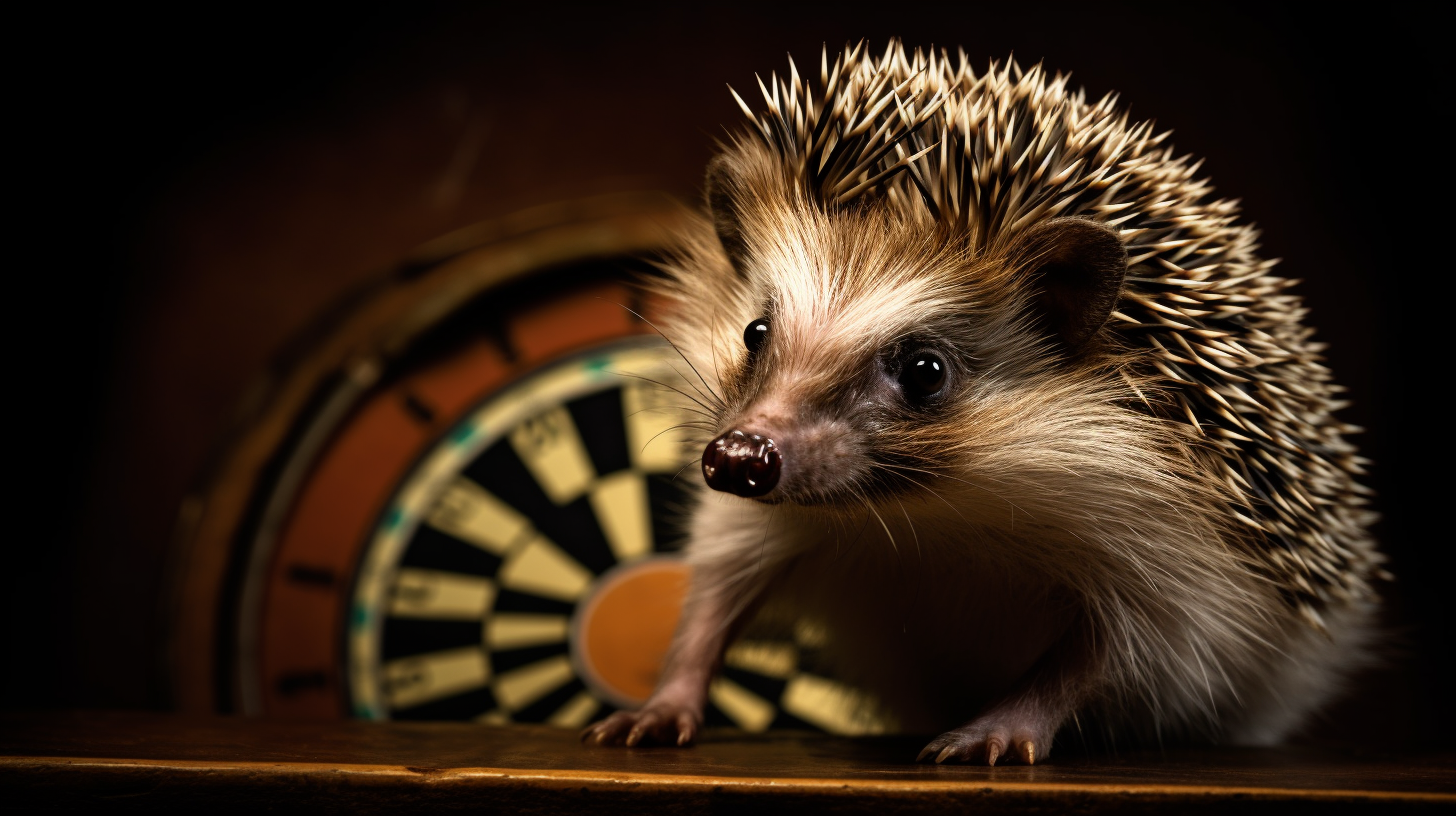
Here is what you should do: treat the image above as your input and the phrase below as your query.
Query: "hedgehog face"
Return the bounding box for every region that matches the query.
[693,146,1129,509]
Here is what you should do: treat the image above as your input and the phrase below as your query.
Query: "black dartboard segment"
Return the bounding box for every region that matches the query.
[347,341,881,733]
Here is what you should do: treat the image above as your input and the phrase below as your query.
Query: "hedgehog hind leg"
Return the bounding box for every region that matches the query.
[1218,598,1383,746]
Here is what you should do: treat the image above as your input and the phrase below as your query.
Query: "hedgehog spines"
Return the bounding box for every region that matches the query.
[723,38,1381,626]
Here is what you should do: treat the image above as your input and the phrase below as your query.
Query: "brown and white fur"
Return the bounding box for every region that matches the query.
[583,41,1382,764]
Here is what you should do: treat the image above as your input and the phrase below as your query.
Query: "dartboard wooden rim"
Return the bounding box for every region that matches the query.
[166,192,695,715]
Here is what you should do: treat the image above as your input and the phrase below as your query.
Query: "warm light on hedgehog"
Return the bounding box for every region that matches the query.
[582,40,1384,765]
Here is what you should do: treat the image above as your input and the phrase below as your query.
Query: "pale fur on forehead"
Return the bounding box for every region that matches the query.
[709,140,1035,390]
[744,195,980,365]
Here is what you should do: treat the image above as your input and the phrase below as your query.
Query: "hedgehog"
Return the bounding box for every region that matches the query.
[582,40,1384,764]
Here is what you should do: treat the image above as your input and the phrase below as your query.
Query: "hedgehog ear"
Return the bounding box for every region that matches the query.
[1009,217,1128,349]
[705,156,750,274]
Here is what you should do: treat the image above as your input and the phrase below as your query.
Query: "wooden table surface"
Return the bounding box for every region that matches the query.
[2,712,1452,813]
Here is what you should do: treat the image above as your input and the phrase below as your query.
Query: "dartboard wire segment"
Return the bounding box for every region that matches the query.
[347,338,884,733]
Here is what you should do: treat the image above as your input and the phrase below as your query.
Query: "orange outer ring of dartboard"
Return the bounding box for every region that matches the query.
[252,280,652,718]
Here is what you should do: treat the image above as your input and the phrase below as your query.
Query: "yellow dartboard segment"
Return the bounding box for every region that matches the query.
[486,614,570,650]
[510,406,597,505]
[589,472,652,563]
[424,479,532,556]
[388,570,496,620]
[382,647,490,711]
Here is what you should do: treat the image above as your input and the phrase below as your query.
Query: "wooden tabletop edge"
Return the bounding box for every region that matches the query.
[4,755,1451,802]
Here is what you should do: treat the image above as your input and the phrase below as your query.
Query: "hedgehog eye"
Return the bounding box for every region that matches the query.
[744,317,770,356]
[898,351,947,401]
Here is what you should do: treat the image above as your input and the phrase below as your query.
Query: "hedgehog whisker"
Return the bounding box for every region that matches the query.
[611,369,719,415]
[892,494,921,560]
[638,423,713,457]
[875,461,1028,518]
[624,404,716,423]
[862,496,897,558]
[605,299,726,410]
[869,464,970,526]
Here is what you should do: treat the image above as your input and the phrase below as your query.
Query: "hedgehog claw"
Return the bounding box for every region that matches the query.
[583,704,701,748]
[917,714,1050,765]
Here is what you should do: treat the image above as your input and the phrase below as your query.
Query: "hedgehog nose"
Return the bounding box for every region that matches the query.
[702,430,781,497]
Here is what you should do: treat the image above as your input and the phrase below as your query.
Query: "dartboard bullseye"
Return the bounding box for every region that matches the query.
[574,557,690,708]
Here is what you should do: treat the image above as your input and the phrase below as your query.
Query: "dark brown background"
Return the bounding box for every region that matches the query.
[11,2,1447,744]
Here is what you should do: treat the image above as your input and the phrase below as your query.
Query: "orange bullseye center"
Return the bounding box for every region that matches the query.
[573,559,689,707]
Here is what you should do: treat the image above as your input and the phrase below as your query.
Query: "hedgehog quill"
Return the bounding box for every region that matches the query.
[582,41,1384,764]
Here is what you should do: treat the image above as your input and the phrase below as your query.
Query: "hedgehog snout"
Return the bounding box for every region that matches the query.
[702,430,782,498]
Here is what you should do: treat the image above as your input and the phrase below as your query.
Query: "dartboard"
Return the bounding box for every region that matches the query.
[168,193,878,735]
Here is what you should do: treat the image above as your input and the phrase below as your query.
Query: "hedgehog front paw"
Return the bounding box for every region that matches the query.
[915,717,1050,765]
[581,703,702,748]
